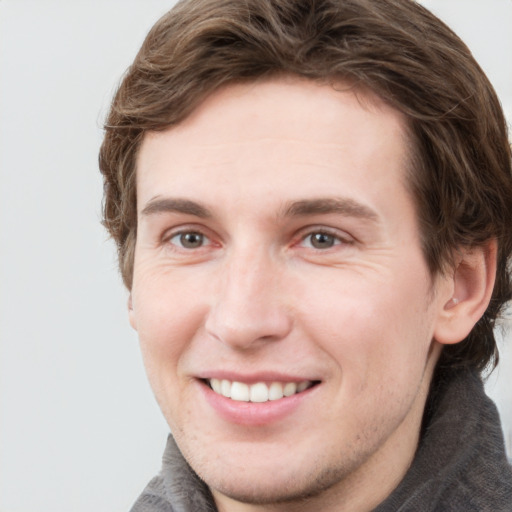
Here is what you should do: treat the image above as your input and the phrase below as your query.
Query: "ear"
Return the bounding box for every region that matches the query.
[434,240,497,345]
[128,293,137,330]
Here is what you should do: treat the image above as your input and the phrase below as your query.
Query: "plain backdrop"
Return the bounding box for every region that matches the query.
[0,1,511,511]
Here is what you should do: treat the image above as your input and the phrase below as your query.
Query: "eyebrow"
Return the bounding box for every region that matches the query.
[282,198,379,221]
[140,196,378,222]
[141,197,212,218]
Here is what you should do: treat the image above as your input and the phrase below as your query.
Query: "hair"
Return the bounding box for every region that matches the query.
[99,0,512,373]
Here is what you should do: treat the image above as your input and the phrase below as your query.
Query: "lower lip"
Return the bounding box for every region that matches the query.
[198,381,318,426]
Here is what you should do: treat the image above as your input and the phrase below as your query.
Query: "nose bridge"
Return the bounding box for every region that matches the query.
[205,243,292,349]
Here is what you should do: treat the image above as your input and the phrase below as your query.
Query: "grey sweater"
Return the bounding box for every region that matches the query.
[130,369,512,511]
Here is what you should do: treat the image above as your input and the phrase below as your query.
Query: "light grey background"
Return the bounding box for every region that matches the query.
[0,1,510,511]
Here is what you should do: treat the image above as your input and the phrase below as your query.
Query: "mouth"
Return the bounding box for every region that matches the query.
[205,378,319,403]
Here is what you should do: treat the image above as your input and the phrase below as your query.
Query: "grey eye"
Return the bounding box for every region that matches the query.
[309,232,336,249]
[173,232,205,249]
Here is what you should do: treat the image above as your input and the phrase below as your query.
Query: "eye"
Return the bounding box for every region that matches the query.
[169,231,209,249]
[299,230,352,250]
[308,232,337,249]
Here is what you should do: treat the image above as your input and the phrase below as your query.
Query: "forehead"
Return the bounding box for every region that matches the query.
[136,77,410,217]
[141,76,405,149]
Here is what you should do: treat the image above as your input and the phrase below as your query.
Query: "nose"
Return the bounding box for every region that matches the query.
[205,248,293,350]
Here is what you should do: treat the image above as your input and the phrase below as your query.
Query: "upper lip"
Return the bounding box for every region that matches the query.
[195,370,321,384]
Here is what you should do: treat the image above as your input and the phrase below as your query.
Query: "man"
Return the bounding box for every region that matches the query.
[99,0,512,510]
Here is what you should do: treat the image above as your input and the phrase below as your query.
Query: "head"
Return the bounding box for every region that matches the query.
[99,0,512,508]
[101,0,512,374]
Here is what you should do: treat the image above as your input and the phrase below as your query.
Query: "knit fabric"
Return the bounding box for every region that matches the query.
[375,368,512,511]
[130,369,512,511]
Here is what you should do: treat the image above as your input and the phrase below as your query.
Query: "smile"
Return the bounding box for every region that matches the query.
[207,378,316,402]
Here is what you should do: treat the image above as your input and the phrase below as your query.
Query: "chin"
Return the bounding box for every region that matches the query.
[192,450,354,507]
[211,474,331,506]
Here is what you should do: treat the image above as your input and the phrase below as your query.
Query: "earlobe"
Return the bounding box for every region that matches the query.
[434,240,497,345]
[128,293,137,330]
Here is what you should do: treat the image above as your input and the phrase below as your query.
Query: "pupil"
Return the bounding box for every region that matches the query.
[181,232,203,248]
[311,233,334,249]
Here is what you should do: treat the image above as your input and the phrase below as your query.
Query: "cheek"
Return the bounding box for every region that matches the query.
[133,261,206,335]
[294,265,435,381]
[131,267,208,394]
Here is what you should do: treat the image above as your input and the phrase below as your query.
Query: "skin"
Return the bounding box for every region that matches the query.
[129,77,491,511]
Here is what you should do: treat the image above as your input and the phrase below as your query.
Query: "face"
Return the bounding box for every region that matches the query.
[130,78,452,510]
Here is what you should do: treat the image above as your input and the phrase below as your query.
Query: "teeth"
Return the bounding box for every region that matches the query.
[231,381,249,401]
[211,378,222,394]
[208,379,313,402]
[297,381,310,392]
[250,382,269,403]
[283,382,297,397]
[221,379,231,398]
[268,382,284,401]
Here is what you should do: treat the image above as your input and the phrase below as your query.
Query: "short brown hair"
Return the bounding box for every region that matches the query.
[99,0,512,372]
